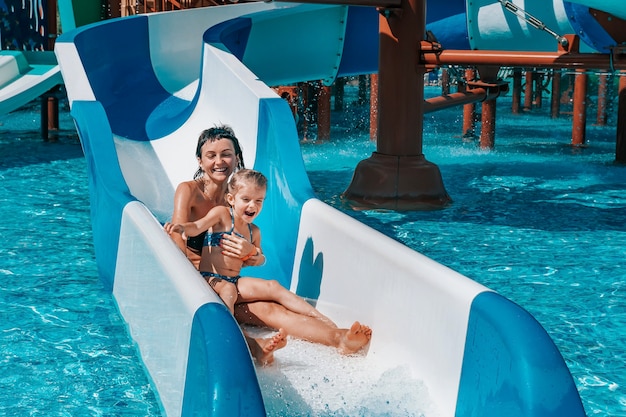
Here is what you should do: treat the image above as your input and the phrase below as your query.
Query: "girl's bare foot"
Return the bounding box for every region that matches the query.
[338,321,372,354]
[249,328,288,366]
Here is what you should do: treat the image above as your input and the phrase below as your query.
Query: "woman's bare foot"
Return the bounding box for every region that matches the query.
[338,321,372,354]
[248,328,288,366]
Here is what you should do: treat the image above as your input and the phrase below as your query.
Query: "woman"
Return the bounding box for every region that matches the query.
[170,126,371,359]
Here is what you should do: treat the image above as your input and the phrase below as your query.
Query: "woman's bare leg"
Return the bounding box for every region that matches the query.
[237,278,336,327]
[235,301,372,354]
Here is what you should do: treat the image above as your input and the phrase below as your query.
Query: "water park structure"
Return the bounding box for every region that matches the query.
[1,0,622,416]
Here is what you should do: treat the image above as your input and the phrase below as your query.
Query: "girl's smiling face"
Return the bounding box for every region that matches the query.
[227,182,266,223]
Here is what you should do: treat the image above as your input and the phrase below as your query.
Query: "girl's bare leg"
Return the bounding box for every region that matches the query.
[235,301,372,354]
[237,278,336,327]
[212,280,239,314]
[245,328,288,366]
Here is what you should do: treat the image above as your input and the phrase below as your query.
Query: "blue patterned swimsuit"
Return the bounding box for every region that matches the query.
[200,208,252,285]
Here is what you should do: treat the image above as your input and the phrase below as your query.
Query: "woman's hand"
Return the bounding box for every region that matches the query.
[220,232,256,260]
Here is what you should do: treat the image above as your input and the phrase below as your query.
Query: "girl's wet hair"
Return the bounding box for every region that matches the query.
[194,125,245,179]
[228,169,267,195]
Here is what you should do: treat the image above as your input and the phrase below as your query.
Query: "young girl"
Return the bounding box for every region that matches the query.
[165,169,334,325]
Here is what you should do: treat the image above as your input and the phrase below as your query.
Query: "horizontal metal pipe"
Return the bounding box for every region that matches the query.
[272,0,402,7]
[422,49,626,71]
[424,88,502,113]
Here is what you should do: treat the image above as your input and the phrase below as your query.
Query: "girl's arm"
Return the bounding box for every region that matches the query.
[166,206,226,237]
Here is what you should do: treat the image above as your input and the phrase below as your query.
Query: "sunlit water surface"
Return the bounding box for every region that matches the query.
[2,86,625,416]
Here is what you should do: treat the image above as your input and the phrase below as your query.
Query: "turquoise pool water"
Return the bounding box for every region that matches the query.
[1,88,624,416]
[0,103,162,416]
[302,87,626,416]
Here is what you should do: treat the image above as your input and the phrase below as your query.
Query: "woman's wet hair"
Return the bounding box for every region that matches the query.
[228,169,267,195]
[194,125,245,179]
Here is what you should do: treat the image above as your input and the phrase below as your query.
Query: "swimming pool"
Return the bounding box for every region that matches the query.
[0,87,623,416]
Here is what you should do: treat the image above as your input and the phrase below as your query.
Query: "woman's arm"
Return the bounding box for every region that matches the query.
[170,182,194,252]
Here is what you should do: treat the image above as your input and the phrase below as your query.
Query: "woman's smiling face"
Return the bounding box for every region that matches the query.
[198,138,238,184]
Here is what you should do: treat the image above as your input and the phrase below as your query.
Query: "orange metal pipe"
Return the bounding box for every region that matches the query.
[423,87,504,113]
[421,49,626,71]
[275,0,401,6]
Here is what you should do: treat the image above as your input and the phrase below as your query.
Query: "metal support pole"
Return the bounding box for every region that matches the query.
[369,73,378,142]
[572,69,588,146]
[317,85,331,141]
[595,74,608,126]
[41,95,49,141]
[40,87,60,142]
[343,0,450,210]
[524,70,533,111]
[334,77,345,111]
[462,69,476,138]
[47,0,57,50]
[480,98,496,149]
[300,82,312,141]
[358,75,368,105]
[616,74,626,163]
[551,69,562,118]
[512,68,522,114]
[441,68,450,95]
[533,72,543,108]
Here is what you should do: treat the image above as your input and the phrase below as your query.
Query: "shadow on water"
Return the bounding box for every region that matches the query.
[0,134,84,169]
[307,155,626,238]
[0,101,83,170]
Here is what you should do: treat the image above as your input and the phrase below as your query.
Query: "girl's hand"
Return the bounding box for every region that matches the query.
[164,222,184,236]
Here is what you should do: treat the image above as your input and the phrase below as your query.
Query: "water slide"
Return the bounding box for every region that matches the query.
[52,1,617,416]
[467,0,624,53]
[0,0,103,115]
[0,50,62,115]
